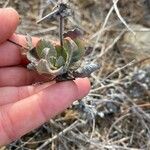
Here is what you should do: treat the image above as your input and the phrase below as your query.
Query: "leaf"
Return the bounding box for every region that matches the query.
[63,28,83,40]
[36,59,64,76]
[55,56,65,68]
[73,38,85,58]
[41,48,50,58]
[36,59,51,74]
[26,34,33,49]
[49,56,56,69]
[63,28,85,65]
[36,39,56,58]
[55,45,67,61]
[27,63,36,70]
[27,47,39,63]
[73,63,100,78]
[63,38,80,66]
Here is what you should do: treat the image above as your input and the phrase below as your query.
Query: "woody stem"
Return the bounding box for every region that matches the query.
[59,15,64,52]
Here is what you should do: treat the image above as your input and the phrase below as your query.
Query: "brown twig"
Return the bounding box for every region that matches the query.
[59,15,64,51]
[7,39,28,51]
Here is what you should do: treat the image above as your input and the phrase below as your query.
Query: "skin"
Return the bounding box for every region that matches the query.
[0,8,90,145]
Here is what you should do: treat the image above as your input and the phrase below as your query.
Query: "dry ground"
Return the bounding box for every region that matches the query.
[0,0,150,149]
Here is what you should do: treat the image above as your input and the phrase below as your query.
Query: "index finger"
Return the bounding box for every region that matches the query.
[0,78,90,145]
[0,8,39,67]
[0,34,39,67]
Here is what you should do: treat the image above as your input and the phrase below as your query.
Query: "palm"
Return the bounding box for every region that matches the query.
[0,8,90,145]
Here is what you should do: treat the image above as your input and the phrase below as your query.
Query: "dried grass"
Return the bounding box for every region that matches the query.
[0,0,150,149]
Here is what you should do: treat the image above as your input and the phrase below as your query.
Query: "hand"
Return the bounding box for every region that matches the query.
[0,8,90,145]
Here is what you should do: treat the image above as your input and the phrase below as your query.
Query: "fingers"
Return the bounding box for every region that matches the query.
[0,66,50,87]
[0,33,56,67]
[0,82,55,106]
[0,8,20,44]
[0,78,90,145]
[0,77,89,106]
[0,34,39,67]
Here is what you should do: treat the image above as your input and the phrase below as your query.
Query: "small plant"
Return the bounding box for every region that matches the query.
[8,1,100,82]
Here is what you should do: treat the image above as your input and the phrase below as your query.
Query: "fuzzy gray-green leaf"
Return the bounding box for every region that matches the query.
[56,56,65,68]
[55,45,67,61]
[27,48,38,63]
[63,38,79,67]
[36,39,56,58]
[37,59,64,76]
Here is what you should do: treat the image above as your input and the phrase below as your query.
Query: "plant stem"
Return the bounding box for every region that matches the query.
[59,15,64,53]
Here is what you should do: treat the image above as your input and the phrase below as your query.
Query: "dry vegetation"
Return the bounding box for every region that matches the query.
[0,0,150,149]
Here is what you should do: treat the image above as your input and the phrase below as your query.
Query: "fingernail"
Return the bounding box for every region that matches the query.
[74,78,91,99]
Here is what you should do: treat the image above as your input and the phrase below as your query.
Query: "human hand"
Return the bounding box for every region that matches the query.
[0,8,90,145]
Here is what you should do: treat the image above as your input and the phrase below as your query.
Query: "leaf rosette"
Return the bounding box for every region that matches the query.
[26,29,100,81]
[27,32,84,79]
